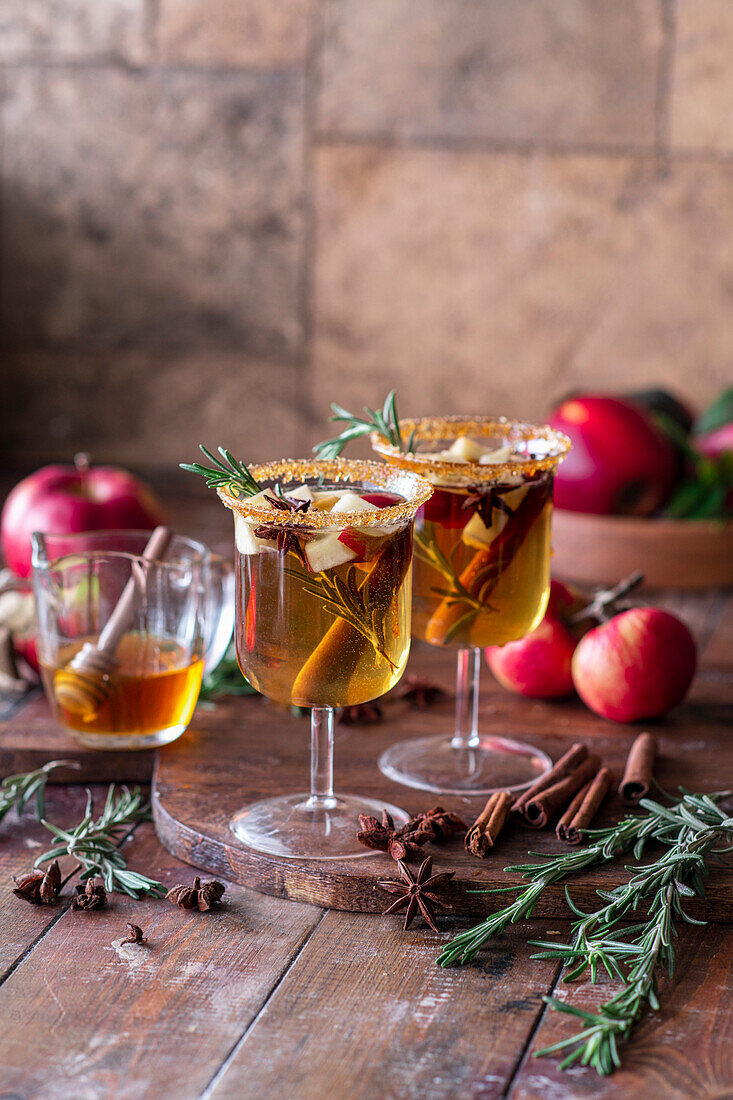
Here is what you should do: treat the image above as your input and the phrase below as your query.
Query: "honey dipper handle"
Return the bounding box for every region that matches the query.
[96,526,173,657]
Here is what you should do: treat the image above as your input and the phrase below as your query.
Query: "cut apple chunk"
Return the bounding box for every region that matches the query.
[235,516,273,556]
[446,436,486,462]
[330,491,379,514]
[462,485,529,549]
[286,483,315,503]
[478,444,513,465]
[305,531,356,573]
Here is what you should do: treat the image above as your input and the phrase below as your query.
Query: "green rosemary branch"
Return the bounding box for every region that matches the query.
[287,565,398,672]
[0,760,79,824]
[530,794,733,1074]
[36,785,165,898]
[413,528,489,640]
[180,445,263,497]
[437,791,730,967]
[313,391,415,459]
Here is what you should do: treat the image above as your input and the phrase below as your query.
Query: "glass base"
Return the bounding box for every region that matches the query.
[378,734,552,795]
[231,794,410,860]
[66,724,187,750]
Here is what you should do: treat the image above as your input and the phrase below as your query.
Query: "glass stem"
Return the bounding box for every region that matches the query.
[308,706,337,810]
[452,647,481,749]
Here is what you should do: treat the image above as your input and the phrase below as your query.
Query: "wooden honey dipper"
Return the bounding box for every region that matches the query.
[53,526,173,720]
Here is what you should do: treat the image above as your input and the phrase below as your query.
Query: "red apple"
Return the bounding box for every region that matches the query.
[485,580,582,699]
[548,395,677,515]
[572,607,697,723]
[1,457,166,578]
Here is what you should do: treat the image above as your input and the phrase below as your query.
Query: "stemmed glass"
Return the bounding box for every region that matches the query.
[215,457,432,859]
[371,416,570,795]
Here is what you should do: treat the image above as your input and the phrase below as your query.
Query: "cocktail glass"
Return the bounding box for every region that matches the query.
[371,416,571,795]
[217,457,432,859]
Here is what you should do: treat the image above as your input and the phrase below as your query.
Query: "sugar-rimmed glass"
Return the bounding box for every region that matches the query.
[372,416,570,795]
[217,457,432,859]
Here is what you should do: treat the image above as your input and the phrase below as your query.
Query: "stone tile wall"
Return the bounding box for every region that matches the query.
[1,0,731,473]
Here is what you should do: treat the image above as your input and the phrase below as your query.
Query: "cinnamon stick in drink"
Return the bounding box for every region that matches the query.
[512,743,588,820]
[619,733,657,803]
[524,754,601,829]
[465,791,513,857]
[556,767,612,845]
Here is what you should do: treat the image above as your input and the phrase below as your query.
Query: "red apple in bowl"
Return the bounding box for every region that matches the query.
[571,607,697,723]
[1,456,166,578]
[548,395,677,515]
[485,580,584,699]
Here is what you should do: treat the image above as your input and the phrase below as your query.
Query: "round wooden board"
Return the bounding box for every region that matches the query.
[152,648,733,918]
[552,509,733,589]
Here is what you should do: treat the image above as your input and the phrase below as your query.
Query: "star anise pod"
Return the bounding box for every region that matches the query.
[72,878,107,910]
[339,702,383,725]
[253,524,311,568]
[379,856,455,932]
[166,875,225,911]
[462,484,515,527]
[13,859,61,905]
[356,810,428,862]
[408,805,468,843]
[120,922,147,945]
[392,675,448,709]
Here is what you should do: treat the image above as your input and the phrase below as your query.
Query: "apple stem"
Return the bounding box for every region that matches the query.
[570,570,645,625]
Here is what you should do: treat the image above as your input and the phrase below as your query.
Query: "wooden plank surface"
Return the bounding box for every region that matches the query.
[0,822,323,1100]
[511,923,733,1099]
[206,912,563,1100]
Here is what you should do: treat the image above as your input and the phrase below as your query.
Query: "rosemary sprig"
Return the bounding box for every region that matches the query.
[287,565,398,671]
[314,391,415,459]
[180,445,263,498]
[530,794,733,1074]
[36,785,165,898]
[413,528,488,640]
[437,790,730,967]
[0,760,79,824]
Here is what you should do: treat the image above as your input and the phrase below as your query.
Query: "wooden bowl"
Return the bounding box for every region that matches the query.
[552,509,733,589]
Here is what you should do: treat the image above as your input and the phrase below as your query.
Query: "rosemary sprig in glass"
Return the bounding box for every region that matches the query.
[287,564,398,671]
[412,527,490,641]
[36,785,165,898]
[0,759,79,824]
[180,445,263,498]
[314,391,415,459]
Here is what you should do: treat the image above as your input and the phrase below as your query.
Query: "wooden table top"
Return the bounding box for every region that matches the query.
[1,489,731,1100]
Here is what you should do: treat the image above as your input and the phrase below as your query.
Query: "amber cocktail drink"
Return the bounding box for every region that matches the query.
[203,454,432,859]
[372,417,570,794]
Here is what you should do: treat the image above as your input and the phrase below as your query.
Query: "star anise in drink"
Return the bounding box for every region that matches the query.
[254,493,312,568]
[462,483,516,527]
[408,805,468,844]
[356,810,428,862]
[379,856,455,931]
[12,859,61,905]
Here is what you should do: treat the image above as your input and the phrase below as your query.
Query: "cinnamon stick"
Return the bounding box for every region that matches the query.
[524,754,601,829]
[556,767,612,845]
[424,479,551,646]
[465,791,513,857]
[512,743,588,820]
[619,733,657,804]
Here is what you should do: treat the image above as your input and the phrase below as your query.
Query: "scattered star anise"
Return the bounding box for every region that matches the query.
[166,876,225,911]
[379,856,455,932]
[356,810,428,862]
[120,922,147,945]
[408,805,468,843]
[392,675,448,709]
[462,483,515,527]
[339,702,383,725]
[13,859,61,905]
[72,878,108,910]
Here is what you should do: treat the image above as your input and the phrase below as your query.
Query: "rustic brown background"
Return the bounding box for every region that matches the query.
[2,0,732,474]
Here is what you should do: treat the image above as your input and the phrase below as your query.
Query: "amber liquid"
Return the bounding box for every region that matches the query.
[235,523,413,708]
[41,633,203,737]
[411,476,553,649]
